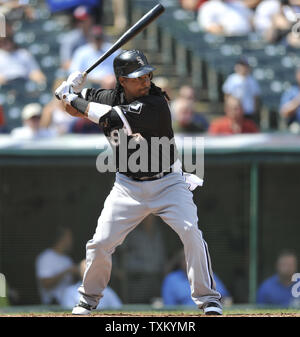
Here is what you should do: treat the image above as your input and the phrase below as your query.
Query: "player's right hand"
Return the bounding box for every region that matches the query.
[67,71,87,93]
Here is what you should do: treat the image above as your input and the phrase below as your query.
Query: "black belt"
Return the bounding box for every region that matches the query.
[123,170,172,182]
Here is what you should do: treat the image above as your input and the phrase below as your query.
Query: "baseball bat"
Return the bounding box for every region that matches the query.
[56,4,164,100]
[84,3,165,74]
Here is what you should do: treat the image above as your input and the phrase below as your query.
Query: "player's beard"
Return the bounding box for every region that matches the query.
[139,86,150,96]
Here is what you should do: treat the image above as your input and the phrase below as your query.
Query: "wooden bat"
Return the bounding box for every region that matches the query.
[56,3,164,100]
[84,3,165,75]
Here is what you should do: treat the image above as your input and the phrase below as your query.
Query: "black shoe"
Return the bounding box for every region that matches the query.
[203,301,223,315]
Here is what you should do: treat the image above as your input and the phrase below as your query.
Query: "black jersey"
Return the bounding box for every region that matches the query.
[84,86,177,178]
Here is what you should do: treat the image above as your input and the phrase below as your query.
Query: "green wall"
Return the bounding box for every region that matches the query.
[0,162,299,304]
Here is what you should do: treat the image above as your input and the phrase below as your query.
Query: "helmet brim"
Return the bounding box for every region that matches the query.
[121,65,155,78]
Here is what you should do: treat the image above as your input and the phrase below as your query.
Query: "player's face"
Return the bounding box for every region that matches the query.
[119,73,151,100]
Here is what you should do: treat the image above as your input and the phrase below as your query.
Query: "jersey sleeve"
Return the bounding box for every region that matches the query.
[99,108,123,136]
[84,88,116,105]
[98,105,136,138]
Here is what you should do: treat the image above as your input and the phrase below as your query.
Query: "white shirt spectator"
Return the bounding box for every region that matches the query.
[253,0,281,34]
[0,48,41,82]
[11,102,57,139]
[60,282,122,310]
[35,249,75,304]
[69,42,117,83]
[198,0,253,36]
[222,73,261,115]
[11,126,56,140]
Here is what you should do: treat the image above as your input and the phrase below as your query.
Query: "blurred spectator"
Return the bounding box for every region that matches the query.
[69,25,117,89]
[257,250,299,307]
[171,85,209,132]
[40,79,75,134]
[11,103,57,139]
[122,215,166,303]
[253,0,281,38]
[59,6,94,71]
[0,0,34,20]
[112,0,127,33]
[152,77,172,101]
[198,0,253,36]
[0,104,6,133]
[208,95,259,134]
[162,249,232,306]
[222,57,261,119]
[243,0,262,9]
[280,67,300,128]
[180,0,208,12]
[0,36,46,85]
[60,259,122,310]
[177,85,196,102]
[35,227,80,305]
[257,0,300,47]
[172,98,209,133]
[70,118,102,134]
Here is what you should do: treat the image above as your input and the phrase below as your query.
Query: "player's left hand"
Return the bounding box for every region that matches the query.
[55,81,78,105]
[55,81,70,100]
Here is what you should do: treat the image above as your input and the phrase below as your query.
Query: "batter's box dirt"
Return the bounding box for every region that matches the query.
[0,312,300,317]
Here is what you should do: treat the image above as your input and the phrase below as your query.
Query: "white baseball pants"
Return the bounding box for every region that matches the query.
[78,171,221,308]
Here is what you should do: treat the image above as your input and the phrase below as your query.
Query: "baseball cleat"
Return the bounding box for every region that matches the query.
[72,301,94,315]
[203,301,223,315]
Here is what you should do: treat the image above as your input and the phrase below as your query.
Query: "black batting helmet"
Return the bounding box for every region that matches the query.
[113,50,155,80]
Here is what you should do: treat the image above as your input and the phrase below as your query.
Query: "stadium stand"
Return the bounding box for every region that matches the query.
[128,0,300,131]
[1,0,300,132]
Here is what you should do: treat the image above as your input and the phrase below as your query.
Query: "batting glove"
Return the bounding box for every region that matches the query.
[55,81,70,100]
[67,71,87,93]
[55,81,78,105]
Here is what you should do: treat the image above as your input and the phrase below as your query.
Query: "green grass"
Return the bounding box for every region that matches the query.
[1,307,300,317]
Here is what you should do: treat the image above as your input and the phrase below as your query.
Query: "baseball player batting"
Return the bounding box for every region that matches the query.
[55,49,222,315]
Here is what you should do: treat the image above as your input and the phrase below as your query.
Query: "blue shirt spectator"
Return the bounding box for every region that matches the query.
[280,85,300,125]
[59,6,94,71]
[162,270,230,306]
[69,25,117,89]
[222,57,261,116]
[280,68,300,126]
[256,250,299,308]
[256,275,297,307]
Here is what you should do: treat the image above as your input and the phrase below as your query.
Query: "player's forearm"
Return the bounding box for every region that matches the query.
[70,97,89,117]
[64,103,86,118]
[70,98,112,123]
